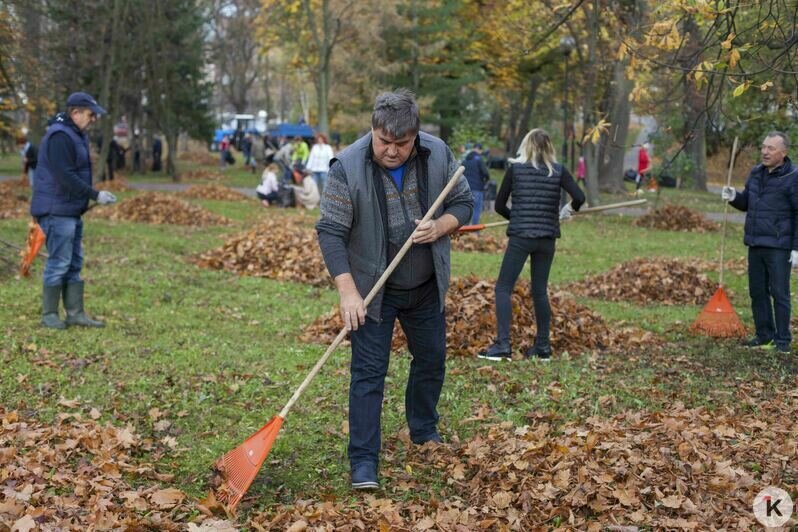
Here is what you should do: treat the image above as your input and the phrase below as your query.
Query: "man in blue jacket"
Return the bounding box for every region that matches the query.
[722,131,797,353]
[30,92,117,329]
[463,142,490,225]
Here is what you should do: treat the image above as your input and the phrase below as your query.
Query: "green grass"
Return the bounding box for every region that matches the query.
[2,161,796,518]
[0,151,21,176]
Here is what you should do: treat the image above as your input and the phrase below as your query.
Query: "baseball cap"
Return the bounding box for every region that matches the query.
[66,92,107,115]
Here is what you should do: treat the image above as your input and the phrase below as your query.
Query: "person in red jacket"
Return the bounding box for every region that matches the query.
[635,143,651,190]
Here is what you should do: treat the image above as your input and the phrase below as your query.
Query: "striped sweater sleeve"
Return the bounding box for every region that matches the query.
[316,161,353,278]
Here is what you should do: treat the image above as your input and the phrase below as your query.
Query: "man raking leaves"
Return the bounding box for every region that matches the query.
[215,89,472,509]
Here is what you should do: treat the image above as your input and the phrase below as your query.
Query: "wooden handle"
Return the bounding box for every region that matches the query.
[279,166,467,418]
[577,199,647,213]
[719,137,739,286]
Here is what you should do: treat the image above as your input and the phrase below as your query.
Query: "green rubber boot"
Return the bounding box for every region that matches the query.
[41,285,67,329]
[63,281,105,328]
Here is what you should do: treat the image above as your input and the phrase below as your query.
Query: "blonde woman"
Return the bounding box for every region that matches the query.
[478,129,585,361]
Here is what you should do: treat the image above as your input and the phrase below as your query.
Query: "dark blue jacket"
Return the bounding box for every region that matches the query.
[463,150,489,192]
[30,113,99,218]
[730,157,798,249]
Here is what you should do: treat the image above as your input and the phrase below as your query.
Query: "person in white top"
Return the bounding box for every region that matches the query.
[306,132,335,192]
[291,167,320,209]
[256,163,280,207]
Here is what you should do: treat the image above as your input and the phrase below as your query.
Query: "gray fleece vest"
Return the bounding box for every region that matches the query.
[333,131,453,321]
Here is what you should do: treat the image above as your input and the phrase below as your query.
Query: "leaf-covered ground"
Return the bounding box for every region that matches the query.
[2,167,797,530]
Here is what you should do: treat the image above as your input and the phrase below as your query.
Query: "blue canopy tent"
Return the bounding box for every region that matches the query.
[268,123,315,139]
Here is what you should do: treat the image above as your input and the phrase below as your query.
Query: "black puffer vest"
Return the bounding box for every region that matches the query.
[507,162,564,239]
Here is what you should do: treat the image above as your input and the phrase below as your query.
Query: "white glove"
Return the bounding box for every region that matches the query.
[789,251,798,268]
[559,203,574,221]
[721,186,736,202]
[97,191,117,205]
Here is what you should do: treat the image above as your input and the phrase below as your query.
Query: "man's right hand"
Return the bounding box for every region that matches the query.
[721,186,736,202]
[335,273,366,331]
[97,191,117,205]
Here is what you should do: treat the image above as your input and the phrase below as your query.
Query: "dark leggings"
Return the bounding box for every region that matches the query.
[495,236,556,348]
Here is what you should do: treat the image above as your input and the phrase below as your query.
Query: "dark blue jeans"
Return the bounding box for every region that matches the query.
[470,191,484,225]
[348,278,446,467]
[748,246,791,346]
[38,215,83,287]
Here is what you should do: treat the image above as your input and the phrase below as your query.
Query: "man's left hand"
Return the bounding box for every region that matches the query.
[789,250,798,268]
[412,219,443,244]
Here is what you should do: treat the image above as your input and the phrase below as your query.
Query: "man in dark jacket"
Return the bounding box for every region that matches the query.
[463,142,490,225]
[722,131,797,352]
[316,89,473,490]
[30,92,117,329]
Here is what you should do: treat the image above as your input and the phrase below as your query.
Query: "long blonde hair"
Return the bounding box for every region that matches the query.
[510,128,557,176]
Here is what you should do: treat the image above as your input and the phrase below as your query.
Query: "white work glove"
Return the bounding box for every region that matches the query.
[97,191,117,205]
[789,251,798,268]
[559,203,574,221]
[721,186,736,202]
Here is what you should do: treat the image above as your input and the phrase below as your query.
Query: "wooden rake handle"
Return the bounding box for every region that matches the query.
[278,166,467,419]
[719,137,739,287]
[457,199,648,233]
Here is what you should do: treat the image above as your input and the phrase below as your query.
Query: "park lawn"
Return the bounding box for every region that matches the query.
[0,151,21,176]
[1,190,796,519]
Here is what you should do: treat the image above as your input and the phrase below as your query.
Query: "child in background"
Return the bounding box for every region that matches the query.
[256,163,280,207]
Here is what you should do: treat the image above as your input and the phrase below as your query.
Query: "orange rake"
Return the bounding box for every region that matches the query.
[215,166,467,511]
[20,219,47,277]
[691,137,746,337]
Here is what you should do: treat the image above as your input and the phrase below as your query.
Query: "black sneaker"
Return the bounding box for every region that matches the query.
[351,462,379,490]
[477,343,512,361]
[744,337,775,349]
[524,346,552,362]
[775,343,791,354]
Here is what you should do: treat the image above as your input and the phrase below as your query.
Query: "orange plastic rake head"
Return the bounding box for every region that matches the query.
[215,415,284,510]
[20,220,45,277]
[690,286,746,338]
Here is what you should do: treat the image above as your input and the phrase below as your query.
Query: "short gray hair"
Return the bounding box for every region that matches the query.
[766,131,790,151]
[371,89,419,138]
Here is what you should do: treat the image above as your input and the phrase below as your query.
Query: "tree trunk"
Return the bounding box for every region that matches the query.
[599,59,633,193]
[681,15,707,191]
[96,0,122,182]
[581,0,600,206]
[166,131,178,180]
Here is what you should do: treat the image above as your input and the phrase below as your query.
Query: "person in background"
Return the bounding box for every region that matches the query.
[576,155,586,187]
[250,133,264,173]
[242,133,254,169]
[256,163,281,207]
[478,128,585,362]
[152,136,162,172]
[290,165,320,209]
[30,91,118,329]
[316,89,473,490]
[21,136,38,189]
[219,135,230,169]
[275,137,294,171]
[463,142,490,225]
[291,136,310,167]
[635,142,651,190]
[263,133,279,165]
[722,131,797,353]
[306,132,335,192]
